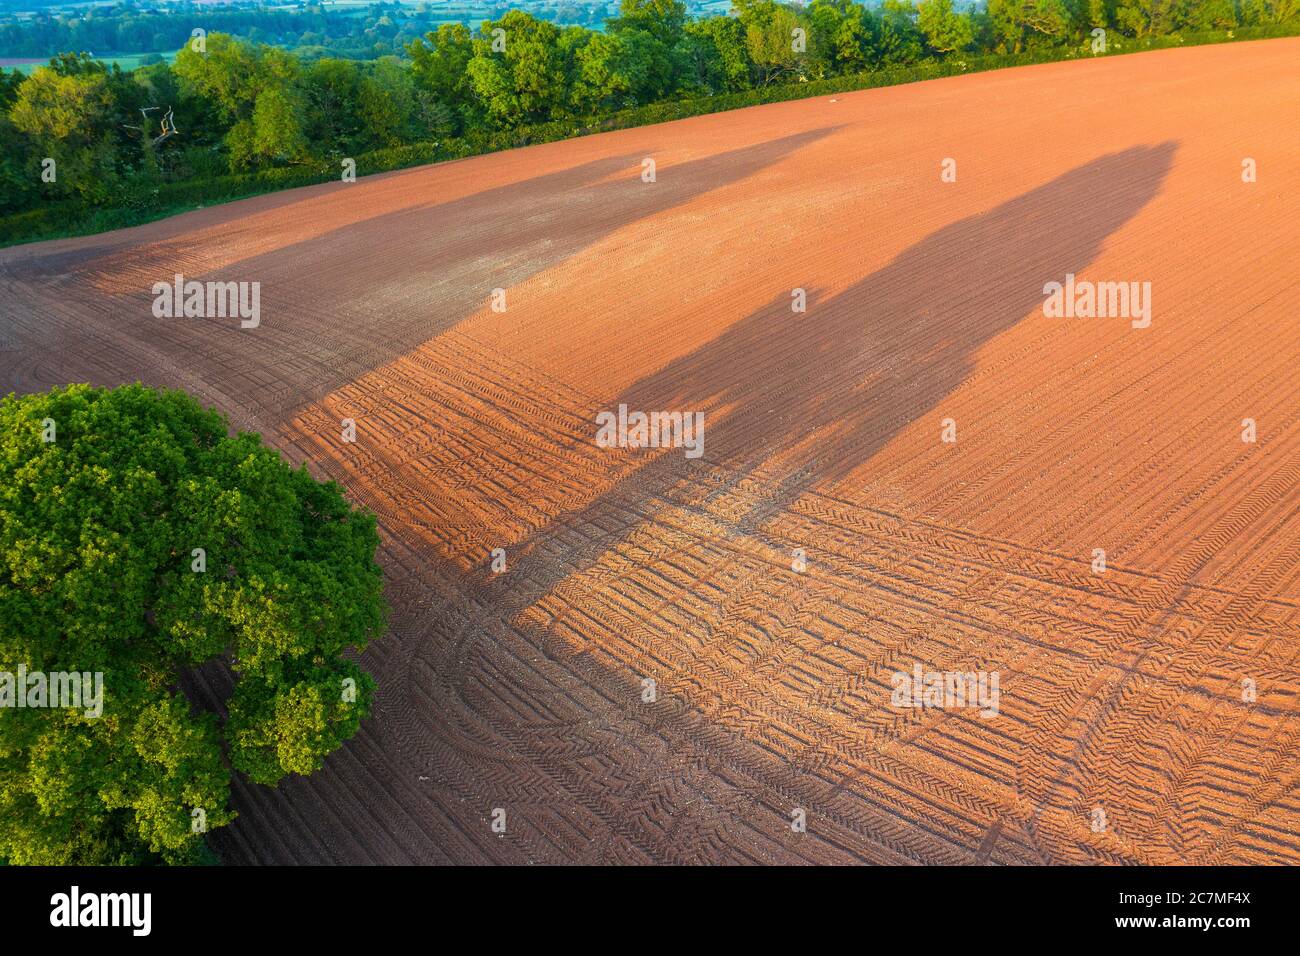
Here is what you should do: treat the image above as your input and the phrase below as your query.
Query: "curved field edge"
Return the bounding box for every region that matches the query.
[2,23,1298,251]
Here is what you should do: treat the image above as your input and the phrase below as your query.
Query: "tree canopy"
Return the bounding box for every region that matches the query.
[0,384,385,864]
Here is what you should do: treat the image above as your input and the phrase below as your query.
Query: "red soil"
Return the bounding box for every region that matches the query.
[2,38,1298,864]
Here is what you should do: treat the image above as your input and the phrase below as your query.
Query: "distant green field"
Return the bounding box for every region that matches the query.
[1,50,176,73]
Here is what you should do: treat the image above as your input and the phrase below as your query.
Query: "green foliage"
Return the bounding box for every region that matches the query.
[465,11,570,128]
[248,86,310,167]
[0,109,39,216]
[8,63,113,150]
[573,28,678,111]
[918,0,977,53]
[303,58,366,150]
[613,0,689,44]
[1239,0,1300,23]
[407,23,478,133]
[0,4,592,60]
[172,33,268,124]
[988,0,1073,51]
[872,0,927,64]
[1,3,1297,241]
[0,384,386,863]
[174,33,306,170]
[682,15,753,92]
[1114,0,1179,33]
[1181,0,1241,27]
[805,0,871,77]
[360,57,420,147]
[736,0,806,86]
[6,63,123,204]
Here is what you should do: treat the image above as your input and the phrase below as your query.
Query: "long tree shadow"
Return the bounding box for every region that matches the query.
[504,143,1177,609]
[437,142,1180,863]
[214,142,1180,865]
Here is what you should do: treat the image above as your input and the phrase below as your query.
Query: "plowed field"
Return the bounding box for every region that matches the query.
[2,38,1298,864]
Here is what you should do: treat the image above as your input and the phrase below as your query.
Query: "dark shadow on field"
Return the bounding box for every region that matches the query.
[207,143,1180,865]
[0,127,842,423]
[0,144,655,273]
[501,143,1178,593]
[409,143,1180,864]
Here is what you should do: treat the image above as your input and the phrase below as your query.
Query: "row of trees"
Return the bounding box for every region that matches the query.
[1,0,1296,217]
[0,6,353,58]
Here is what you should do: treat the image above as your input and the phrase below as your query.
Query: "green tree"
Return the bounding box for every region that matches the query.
[359,57,418,146]
[1113,0,1179,34]
[572,26,677,112]
[464,11,569,128]
[736,0,805,87]
[248,85,310,165]
[1175,0,1237,28]
[172,34,264,123]
[173,33,304,171]
[128,61,203,178]
[870,0,926,64]
[303,58,366,152]
[8,63,120,203]
[0,384,385,865]
[681,15,753,93]
[1063,0,1110,35]
[917,0,976,54]
[1237,0,1299,24]
[987,0,1071,50]
[0,68,23,109]
[0,74,40,216]
[804,0,870,78]
[611,0,688,45]
[407,22,477,132]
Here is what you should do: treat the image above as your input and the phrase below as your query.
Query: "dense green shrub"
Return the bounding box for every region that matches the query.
[0,384,385,864]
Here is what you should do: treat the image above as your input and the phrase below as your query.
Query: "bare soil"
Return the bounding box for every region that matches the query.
[2,38,1297,864]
